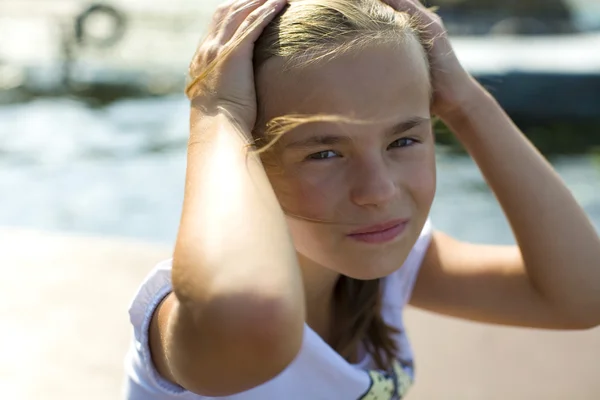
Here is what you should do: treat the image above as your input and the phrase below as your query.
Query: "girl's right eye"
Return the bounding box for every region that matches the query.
[305,150,339,161]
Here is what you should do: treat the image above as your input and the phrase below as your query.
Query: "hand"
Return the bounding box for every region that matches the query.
[380,0,480,118]
[186,0,287,134]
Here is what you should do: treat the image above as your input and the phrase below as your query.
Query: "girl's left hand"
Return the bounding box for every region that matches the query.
[380,0,480,118]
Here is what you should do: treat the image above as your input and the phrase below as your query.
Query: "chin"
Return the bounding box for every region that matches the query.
[293,224,419,280]
[334,242,415,281]
[337,260,405,281]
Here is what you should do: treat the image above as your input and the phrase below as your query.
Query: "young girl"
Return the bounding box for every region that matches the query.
[125,0,600,398]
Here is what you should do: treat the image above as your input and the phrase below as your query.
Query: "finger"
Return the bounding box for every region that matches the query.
[193,0,236,57]
[381,0,421,15]
[206,0,237,35]
[380,0,437,36]
[214,0,265,45]
[189,0,262,75]
[384,0,438,23]
[383,0,426,10]
[232,0,287,48]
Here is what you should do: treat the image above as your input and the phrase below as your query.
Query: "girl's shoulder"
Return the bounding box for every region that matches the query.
[125,259,187,399]
[128,258,173,342]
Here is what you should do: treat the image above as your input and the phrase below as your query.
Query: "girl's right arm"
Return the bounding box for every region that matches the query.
[148,0,305,396]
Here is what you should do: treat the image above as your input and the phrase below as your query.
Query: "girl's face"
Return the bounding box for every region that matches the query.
[256,42,436,280]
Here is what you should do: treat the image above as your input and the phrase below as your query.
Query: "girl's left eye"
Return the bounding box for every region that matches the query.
[305,150,339,161]
[388,137,417,149]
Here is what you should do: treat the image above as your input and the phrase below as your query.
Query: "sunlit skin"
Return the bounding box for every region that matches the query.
[255,41,436,331]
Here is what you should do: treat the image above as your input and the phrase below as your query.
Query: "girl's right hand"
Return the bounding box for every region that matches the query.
[186,0,287,134]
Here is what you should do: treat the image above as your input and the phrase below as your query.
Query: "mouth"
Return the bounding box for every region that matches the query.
[347,219,409,244]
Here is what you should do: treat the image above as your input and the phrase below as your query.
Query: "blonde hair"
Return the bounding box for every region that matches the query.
[254,0,423,68]
[186,0,430,370]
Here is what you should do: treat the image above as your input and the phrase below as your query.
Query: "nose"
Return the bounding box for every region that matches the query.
[349,158,397,208]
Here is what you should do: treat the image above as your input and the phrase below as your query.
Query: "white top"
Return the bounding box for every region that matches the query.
[124,219,433,400]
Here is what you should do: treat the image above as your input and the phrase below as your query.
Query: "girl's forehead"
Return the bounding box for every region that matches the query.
[256,43,430,122]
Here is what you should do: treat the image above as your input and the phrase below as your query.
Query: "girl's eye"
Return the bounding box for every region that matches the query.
[305,150,339,161]
[389,137,417,149]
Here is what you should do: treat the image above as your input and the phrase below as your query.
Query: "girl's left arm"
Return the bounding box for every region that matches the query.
[381,0,600,329]
[411,79,600,330]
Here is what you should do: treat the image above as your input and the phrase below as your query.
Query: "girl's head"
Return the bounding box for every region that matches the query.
[253,0,436,280]
[187,0,437,370]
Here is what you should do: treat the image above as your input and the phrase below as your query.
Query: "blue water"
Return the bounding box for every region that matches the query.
[1,96,599,245]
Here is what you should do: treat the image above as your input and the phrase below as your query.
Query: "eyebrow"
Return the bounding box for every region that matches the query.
[282,116,430,150]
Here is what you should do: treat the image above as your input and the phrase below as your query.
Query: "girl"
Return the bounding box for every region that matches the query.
[125,0,600,399]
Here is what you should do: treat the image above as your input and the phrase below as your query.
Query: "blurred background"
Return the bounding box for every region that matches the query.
[1,0,599,244]
[0,0,599,245]
[1,0,600,398]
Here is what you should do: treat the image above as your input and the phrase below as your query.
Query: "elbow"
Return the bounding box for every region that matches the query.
[168,293,304,396]
[564,322,600,331]
[568,318,600,331]
[188,324,303,396]
[556,309,600,331]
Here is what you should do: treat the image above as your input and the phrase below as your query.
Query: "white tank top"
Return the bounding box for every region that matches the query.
[124,219,433,400]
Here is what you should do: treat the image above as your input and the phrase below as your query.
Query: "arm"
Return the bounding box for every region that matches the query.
[382,0,600,330]
[150,0,305,396]
[164,112,305,395]
[411,82,600,330]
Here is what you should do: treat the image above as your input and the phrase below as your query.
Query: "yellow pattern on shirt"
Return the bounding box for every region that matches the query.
[359,359,412,400]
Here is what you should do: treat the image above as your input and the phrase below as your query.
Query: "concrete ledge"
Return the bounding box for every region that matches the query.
[2,228,599,399]
[406,309,600,399]
[1,228,172,400]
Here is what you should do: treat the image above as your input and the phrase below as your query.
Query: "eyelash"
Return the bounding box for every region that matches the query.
[305,137,419,161]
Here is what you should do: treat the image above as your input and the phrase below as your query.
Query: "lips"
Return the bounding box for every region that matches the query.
[347,219,409,244]
[348,219,409,235]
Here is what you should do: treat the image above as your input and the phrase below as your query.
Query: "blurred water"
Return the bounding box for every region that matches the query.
[1,96,599,244]
[569,0,600,30]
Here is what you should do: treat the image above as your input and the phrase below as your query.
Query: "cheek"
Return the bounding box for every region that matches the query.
[415,162,437,202]
[268,168,344,220]
[402,147,437,212]
[267,169,346,262]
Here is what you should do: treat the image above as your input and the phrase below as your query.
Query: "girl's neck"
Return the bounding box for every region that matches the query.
[297,252,340,344]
